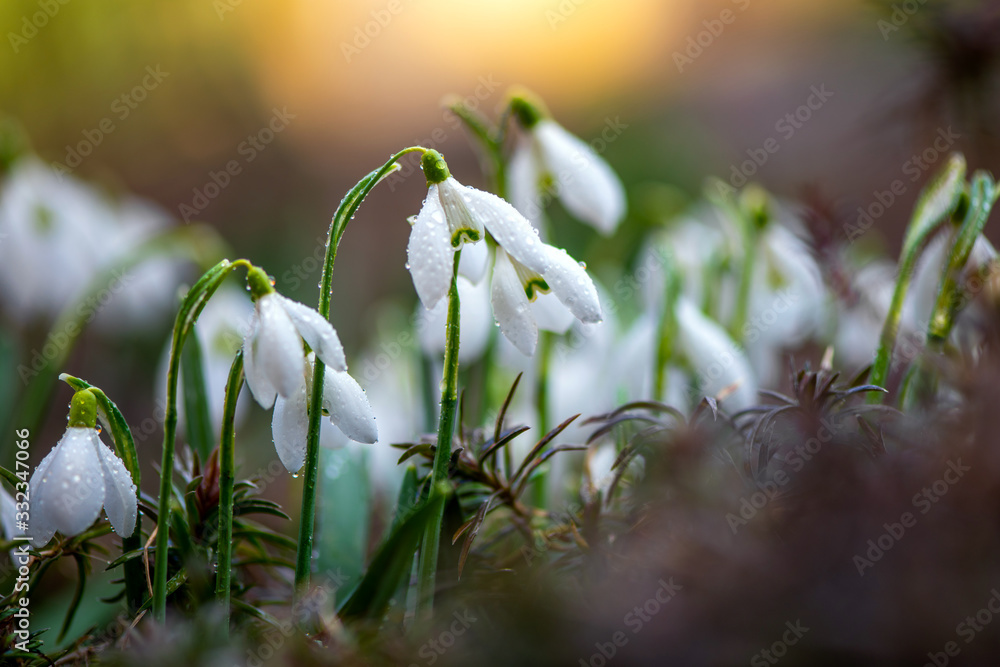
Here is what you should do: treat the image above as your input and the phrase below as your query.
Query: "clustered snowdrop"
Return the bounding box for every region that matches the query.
[507,93,626,235]
[28,389,137,547]
[0,156,183,327]
[406,150,602,357]
[242,266,377,473]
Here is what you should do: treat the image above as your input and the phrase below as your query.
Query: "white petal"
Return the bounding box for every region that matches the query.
[458,238,489,284]
[28,427,104,545]
[407,186,455,311]
[437,177,485,243]
[462,186,549,275]
[507,140,543,228]
[530,293,575,334]
[0,487,17,542]
[491,248,538,356]
[676,299,758,413]
[254,294,306,399]
[534,120,626,234]
[323,369,378,444]
[542,245,602,323]
[272,380,309,473]
[275,294,347,371]
[95,440,137,537]
[241,312,277,409]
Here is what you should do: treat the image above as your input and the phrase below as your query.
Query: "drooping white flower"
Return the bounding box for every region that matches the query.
[407,150,602,357]
[676,298,758,413]
[28,423,137,547]
[241,268,375,473]
[242,288,346,410]
[508,96,626,235]
[271,353,378,473]
[406,151,549,313]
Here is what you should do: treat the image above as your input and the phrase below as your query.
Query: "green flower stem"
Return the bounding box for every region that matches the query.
[216,350,244,635]
[868,154,967,403]
[417,251,462,615]
[60,374,144,614]
[535,331,553,440]
[653,253,681,402]
[154,259,245,621]
[294,146,428,597]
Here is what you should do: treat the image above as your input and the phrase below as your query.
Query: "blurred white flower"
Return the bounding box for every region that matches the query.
[417,274,493,363]
[28,426,136,547]
[676,298,758,414]
[0,157,184,328]
[509,119,626,235]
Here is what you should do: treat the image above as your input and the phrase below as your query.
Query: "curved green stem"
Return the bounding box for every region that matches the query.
[295,146,428,596]
[154,259,240,620]
[216,350,244,635]
[417,251,462,615]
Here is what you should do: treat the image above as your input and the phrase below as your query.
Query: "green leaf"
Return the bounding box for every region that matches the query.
[901,153,967,260]
[317,447,371,605]
[180,322,216,462]
[338,493,444,623]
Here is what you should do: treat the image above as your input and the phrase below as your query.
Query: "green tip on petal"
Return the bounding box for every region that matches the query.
[67,389,98,428]
[509,91,548,130]
[421,150,451,185]
[246,265,276,300]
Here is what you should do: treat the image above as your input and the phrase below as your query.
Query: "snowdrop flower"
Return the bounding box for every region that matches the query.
[272,353,378,473]
[508,93,626,235]
[27,390,137,547]
[676,298,758,413]
[407,150,548,312]
[491,244,602,356]
[242,266,376,473]
[0,157,185,328]
[407,150,602,357]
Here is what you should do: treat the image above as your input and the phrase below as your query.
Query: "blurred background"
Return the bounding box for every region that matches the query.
[2,0,997,352]
[3,0,1000,648]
